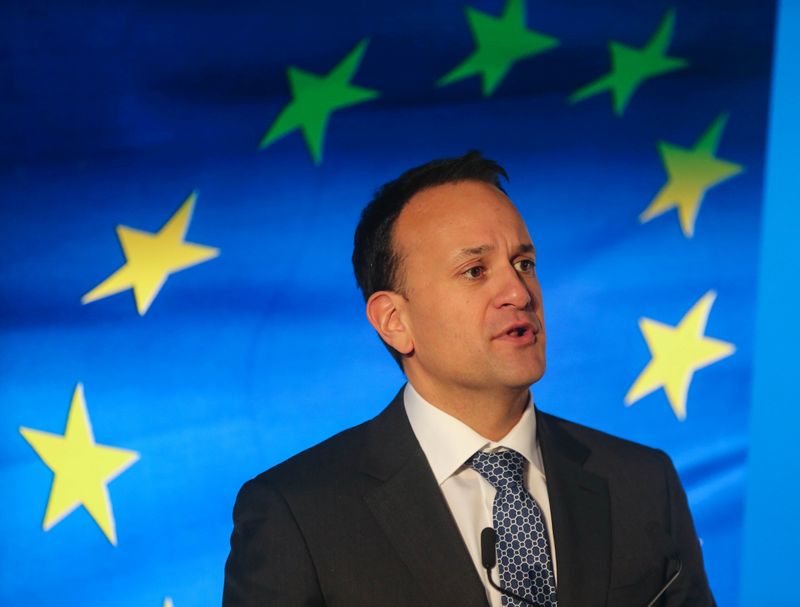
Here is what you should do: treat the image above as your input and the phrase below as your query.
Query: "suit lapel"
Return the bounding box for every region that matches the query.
[537,410,611,607]
[361,391,488,607]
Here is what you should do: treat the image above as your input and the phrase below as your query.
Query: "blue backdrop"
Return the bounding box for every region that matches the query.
[1,1,781,605]
[740,0,800,602]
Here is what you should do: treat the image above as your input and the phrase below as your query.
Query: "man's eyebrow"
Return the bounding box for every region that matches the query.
[454,244,495,260]
[452,243,536,261]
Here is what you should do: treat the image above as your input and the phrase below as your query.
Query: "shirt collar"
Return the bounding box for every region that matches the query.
[403,383,544,486]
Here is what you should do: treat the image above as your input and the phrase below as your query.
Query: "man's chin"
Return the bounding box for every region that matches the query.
[528,366,546,385]
[498,363,545,390]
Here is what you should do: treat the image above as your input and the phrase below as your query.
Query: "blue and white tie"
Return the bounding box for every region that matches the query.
[470,449,558,607]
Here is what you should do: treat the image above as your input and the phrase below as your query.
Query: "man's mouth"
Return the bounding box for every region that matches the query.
[496,322,538,342]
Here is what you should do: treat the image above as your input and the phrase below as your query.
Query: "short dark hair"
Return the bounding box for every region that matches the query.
[352,150,509,367]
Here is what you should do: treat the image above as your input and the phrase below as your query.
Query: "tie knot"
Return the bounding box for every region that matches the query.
[468,449,525,490]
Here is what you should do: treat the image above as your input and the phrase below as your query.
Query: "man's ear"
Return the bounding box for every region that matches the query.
[365,291,414,355]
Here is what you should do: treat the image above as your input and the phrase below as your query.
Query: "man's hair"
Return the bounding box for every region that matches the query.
[352,150,509,367]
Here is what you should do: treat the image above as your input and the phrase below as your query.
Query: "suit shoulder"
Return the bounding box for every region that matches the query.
[537,410,680,518]
[243,416,372,496]
[539,410,669,467]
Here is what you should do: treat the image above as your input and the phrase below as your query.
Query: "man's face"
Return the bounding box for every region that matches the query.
[392,180,546,394]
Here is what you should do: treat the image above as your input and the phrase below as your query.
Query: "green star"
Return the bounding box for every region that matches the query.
[640,114,744,238]
[260,39,379,164]
[569,9,688,116]
[437,0,559,97]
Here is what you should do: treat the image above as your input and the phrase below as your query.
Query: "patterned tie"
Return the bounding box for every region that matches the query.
[469,449,558,607]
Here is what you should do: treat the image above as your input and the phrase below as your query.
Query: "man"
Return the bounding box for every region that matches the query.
[223,152,715,606]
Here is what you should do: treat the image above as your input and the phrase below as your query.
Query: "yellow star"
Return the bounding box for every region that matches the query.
[163,599,174,607]
[625,291,735,420]
[640,114,743,237]
[82,192,219,315]
[19,383,139,545]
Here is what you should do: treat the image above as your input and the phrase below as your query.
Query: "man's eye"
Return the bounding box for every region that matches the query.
[514,259,535,273]
[464,266,484,279]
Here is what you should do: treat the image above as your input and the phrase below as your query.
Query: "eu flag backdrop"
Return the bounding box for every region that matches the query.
[1,1,779,605]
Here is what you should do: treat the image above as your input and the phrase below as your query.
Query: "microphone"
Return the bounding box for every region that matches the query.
[643,522,683,607]
[480,527,541,607]
[481,527,497,569]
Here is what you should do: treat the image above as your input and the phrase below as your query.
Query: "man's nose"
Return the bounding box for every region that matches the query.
[494,264,533,309]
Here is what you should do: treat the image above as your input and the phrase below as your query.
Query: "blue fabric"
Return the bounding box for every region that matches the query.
[740,0,800,603]
[0,1,780,605]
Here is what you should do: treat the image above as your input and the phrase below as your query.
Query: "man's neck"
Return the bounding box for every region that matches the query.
[406,378,530,441]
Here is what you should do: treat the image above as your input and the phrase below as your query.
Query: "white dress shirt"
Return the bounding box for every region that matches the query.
[403,383,558,607]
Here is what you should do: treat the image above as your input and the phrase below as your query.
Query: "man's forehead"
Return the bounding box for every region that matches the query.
[399,181,522,227]
[405,179,508,207]
[395,181,533,252]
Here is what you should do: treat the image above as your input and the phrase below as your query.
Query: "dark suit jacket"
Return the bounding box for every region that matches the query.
[223,390,715,606]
